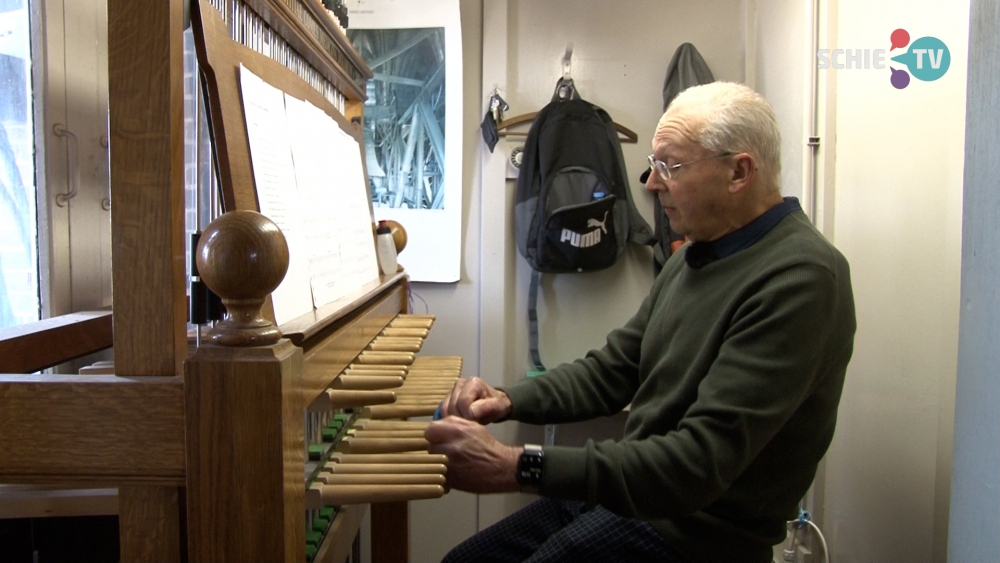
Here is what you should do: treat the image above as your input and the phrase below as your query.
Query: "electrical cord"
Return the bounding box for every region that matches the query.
[782,509,830,563]
[805,518,830,563]
[407,286,429,314]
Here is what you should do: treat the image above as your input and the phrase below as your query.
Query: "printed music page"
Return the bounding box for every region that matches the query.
[327,125,381,291]
[284,95,379,307]
[238,65,314,325]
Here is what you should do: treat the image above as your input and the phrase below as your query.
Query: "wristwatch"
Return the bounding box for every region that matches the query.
[516,443,544,494]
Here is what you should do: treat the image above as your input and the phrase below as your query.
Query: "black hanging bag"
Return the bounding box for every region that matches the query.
[514,79,654,371]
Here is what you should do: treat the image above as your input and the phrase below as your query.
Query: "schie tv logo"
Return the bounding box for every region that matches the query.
[817,28,951,90]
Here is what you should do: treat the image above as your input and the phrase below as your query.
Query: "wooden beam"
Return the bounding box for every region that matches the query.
[0,375,186,483]
[0,311,112,373]
[0,485,118,519]
[108,0,187,378]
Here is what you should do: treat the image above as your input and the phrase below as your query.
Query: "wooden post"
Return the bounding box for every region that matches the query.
[184,210,303,562]
[119,486,183,563]
[184,341,305,562]
[108,0,187,378]
[108,0,187,559]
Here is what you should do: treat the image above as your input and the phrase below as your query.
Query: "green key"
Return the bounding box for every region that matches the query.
[313,517,330,532]
[306,544,317,562]
[333,413,350,424]
[308,444,325,461]
[321,427,338,442]
[306,530,322,546]
[320,507,336,519]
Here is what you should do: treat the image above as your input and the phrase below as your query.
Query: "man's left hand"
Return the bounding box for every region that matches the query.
[424,416,522,494]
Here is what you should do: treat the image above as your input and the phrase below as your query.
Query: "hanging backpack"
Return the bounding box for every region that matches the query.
[514,79,655,372]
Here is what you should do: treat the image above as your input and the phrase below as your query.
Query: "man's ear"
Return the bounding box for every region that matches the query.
[728,154,756,194]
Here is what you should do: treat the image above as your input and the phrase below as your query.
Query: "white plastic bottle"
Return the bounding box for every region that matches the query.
[376,220,398,275]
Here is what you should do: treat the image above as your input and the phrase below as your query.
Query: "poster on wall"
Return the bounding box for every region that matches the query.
[345,0,463,283]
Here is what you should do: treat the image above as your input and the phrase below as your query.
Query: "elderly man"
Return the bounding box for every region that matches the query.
[426,82,856,563]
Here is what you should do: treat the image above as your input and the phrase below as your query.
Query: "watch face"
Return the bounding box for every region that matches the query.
[517,445,544,488]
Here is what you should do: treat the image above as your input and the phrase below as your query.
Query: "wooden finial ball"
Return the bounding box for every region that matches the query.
[385,220,407,254]
[196,210,289,346]
[197,210,289,299]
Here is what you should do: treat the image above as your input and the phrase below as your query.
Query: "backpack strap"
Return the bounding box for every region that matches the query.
[528,269,546,372]
[596,105,657,248]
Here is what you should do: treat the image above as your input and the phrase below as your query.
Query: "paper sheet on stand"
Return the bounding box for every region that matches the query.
[329,126,381,289]
[238,65,314,325]
[284,94,380,308]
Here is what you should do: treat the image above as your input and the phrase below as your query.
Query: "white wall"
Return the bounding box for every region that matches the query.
[750,0,809,203]
[948,1,1000,560]
[411,2,971,562]
[819,1,968,561]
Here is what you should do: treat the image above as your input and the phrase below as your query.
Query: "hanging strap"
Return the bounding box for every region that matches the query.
[528,269,546,372]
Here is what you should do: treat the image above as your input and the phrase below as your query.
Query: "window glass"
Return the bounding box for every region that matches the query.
[0,0,39,329]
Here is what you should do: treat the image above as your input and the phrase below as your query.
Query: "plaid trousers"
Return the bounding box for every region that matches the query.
[441,499,692,563]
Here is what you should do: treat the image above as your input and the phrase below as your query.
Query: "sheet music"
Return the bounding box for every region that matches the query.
[238,65,314,325]
[330,127,381,289]
[284,94,381,308]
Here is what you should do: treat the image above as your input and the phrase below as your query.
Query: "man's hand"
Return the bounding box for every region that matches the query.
[425,416,521,494]
[437,377,512,424]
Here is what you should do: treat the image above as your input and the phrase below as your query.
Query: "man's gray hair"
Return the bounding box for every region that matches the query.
[666,82,782,192]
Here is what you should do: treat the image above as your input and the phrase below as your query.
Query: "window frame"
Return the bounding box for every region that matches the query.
[32,0,113,324]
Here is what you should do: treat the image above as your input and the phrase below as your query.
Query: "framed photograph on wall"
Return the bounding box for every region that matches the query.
[346,0,463,283]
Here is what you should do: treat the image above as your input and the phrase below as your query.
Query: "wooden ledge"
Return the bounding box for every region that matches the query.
[0,485,118,519]
[0,310,113,373]
[280,273,407,345]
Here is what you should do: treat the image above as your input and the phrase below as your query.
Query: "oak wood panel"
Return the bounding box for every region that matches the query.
[0,311,112,373]
[0,375,185,483]
[184,340,305,563]
[119,486,183,563]
[108,0,187,377]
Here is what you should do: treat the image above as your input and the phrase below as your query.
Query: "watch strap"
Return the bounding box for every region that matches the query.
[517,443,544,494]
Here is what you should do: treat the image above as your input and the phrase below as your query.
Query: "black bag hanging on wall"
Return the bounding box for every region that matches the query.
[514,79,654,371]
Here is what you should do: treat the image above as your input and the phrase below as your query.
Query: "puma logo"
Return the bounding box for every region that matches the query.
[560,211,609,249]
[586,211,609,234]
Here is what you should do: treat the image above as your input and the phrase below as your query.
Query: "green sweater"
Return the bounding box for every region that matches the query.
[503,211,856,563]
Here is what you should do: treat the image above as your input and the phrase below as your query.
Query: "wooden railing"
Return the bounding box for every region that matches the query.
[0,311,113,374]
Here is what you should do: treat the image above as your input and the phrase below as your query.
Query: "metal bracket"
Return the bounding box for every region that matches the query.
[53,123,79,207]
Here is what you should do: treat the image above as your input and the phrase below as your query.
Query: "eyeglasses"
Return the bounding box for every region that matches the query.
[646,152,735,182]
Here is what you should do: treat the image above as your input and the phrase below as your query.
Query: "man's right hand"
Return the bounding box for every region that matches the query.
[437,377,512,424]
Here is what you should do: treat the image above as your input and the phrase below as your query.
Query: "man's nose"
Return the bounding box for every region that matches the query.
[643,169,664,193]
